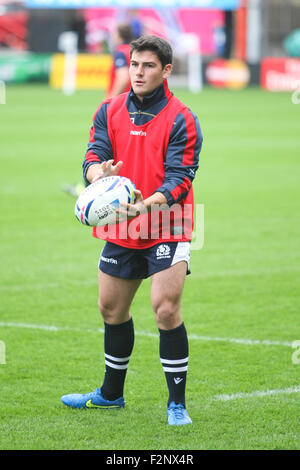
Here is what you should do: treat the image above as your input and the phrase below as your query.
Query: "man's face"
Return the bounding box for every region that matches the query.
[129,50,172,101]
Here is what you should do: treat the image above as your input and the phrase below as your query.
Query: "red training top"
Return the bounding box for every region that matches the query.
[93,90,195,249]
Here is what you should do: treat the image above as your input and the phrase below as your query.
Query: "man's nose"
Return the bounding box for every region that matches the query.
[136,64,144,75]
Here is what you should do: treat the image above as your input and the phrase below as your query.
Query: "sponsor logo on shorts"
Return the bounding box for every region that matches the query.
[101,256,118,265]
[156,244,171,259]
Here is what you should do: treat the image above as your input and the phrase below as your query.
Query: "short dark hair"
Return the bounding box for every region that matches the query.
[117,23,134,44]
[130,35,173,68]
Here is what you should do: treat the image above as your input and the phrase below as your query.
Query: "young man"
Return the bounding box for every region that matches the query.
[61,35,203,425]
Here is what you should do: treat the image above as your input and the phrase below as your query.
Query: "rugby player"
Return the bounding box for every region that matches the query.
[61,35,203,425]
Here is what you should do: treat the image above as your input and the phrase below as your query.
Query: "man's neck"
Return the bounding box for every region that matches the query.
[130,82,166,108]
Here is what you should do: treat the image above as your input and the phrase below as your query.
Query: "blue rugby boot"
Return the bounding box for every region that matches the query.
[167,402,192,425]
[61,387,125,409]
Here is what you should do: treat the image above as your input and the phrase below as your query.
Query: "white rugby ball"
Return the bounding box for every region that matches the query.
[75,175,136,227]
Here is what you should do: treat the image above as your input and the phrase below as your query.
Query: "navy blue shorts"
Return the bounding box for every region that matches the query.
[99,241,191,279]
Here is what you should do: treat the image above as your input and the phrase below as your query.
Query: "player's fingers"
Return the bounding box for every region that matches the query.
[100,160,108,169]
[133,189,143,202]
[101,160,123,177]
[100,160,113,177]
[110,161,123,175]
[116,203,128,213]
[117,203,141,218]
[115,206,130,222]
[104,160,113,174]
[117,202,131,215]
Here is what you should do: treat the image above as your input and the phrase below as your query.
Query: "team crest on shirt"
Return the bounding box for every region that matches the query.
[156,244,171,259]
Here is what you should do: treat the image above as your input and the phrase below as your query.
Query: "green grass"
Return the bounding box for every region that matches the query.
[0,84,299,450]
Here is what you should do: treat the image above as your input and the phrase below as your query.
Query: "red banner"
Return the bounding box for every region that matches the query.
[261,58,300,91]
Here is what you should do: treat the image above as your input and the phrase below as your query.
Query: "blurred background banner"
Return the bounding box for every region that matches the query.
[0,0,300,91]
[24,1,240,8]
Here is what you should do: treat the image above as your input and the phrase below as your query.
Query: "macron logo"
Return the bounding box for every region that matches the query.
[101,256,118,265]
[130,130,147,137]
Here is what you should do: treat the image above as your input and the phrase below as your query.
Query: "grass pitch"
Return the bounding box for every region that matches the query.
[0,84,299,450]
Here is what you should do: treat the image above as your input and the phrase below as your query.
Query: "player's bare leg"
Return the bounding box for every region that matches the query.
[97,270,142,324]
[150,261,186,330]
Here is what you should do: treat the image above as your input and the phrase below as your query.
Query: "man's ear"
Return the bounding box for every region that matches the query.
[163,64,172,80]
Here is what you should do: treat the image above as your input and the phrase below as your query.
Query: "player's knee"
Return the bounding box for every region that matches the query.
[154,299,180,327]
[98,297,128,324]
[97,297,114,322]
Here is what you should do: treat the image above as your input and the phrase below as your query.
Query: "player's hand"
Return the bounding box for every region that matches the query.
[116,189,147,221]
[91,160,123,183]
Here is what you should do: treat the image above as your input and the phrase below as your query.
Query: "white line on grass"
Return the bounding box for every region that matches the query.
[1,321,298,403]
[0,321,293,347]
[0,279,96,291]
[188,333,292,347]
[214,385,300,402]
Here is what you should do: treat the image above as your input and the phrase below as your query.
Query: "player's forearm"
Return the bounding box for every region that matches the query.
[86,163,103,184]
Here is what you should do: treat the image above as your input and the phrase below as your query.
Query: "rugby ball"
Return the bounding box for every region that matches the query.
[75,175,136,226]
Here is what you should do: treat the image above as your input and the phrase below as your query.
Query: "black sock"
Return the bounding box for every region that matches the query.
[159,323,189,407]
[101,317,134,401]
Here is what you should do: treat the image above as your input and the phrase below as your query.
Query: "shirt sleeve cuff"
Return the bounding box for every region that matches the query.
[153,188,174,207]
[83,161,100,186]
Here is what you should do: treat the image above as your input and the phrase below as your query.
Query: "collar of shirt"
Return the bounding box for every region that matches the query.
[126,81,172,125]
[128,82,165,108]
